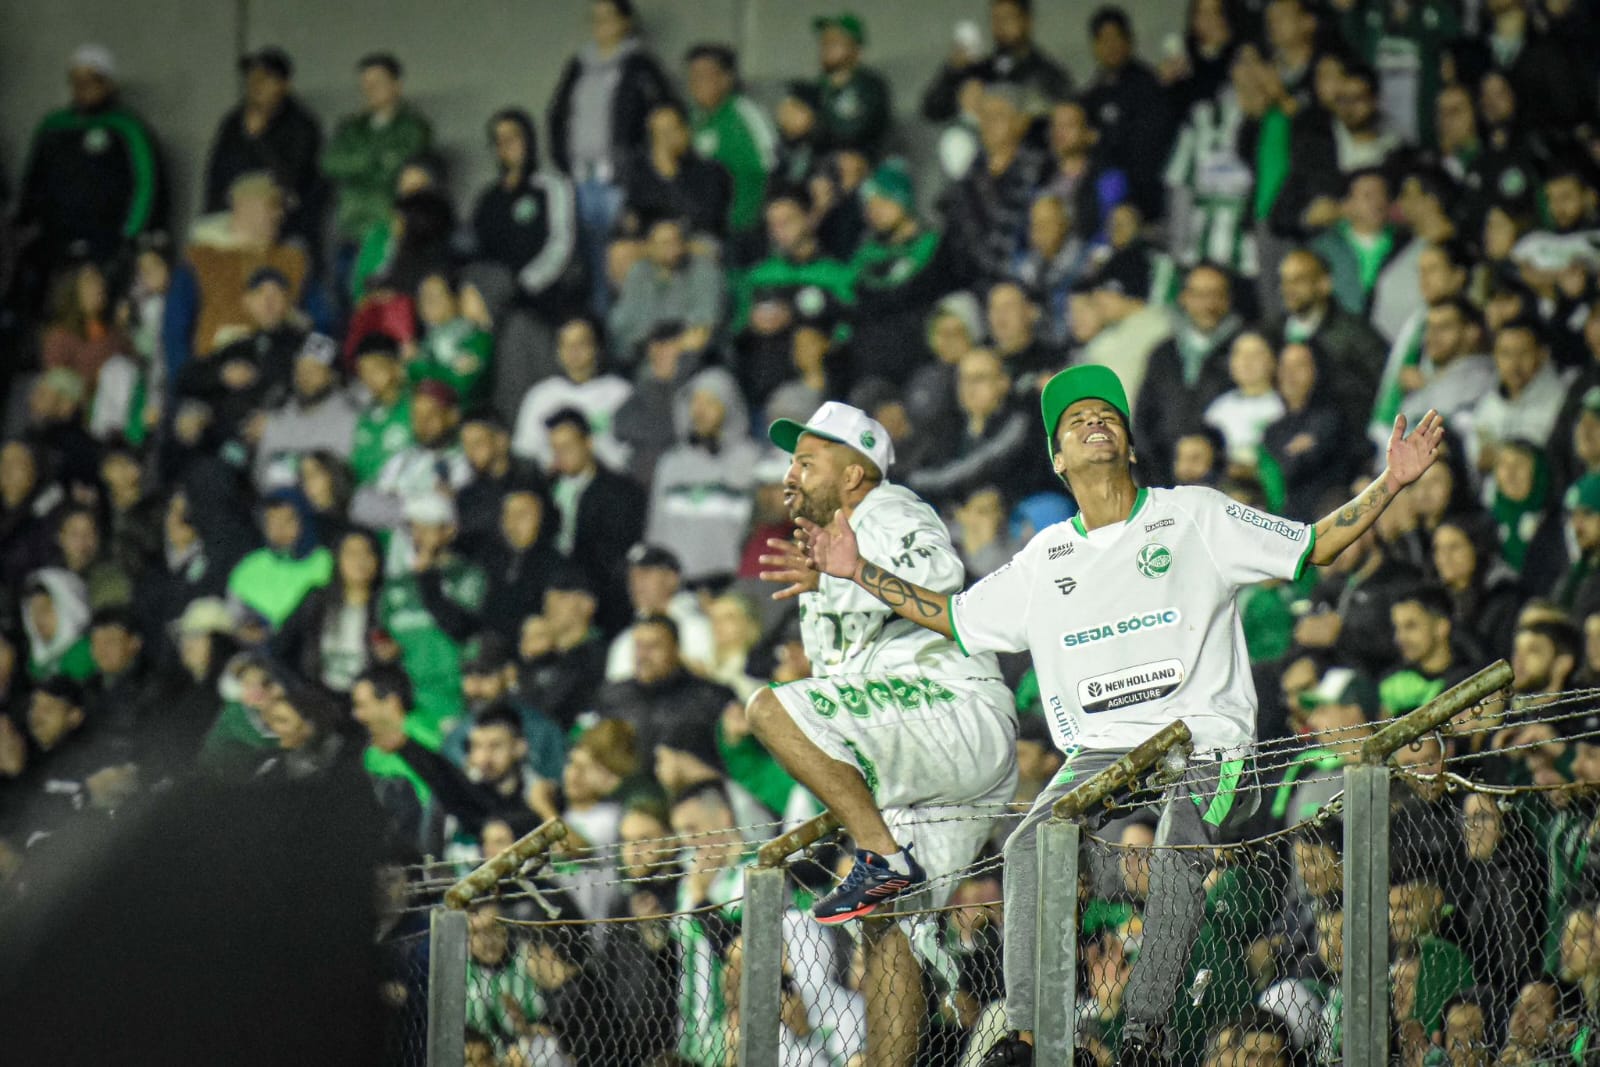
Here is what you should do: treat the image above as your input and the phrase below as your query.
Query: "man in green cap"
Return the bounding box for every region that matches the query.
[812,13,891,157]
[1553,473,1600,615]
[793,363,1446,1065]
[847,160,973,381]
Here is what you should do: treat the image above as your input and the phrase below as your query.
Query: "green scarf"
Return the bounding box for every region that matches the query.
[1491,444,1550,571]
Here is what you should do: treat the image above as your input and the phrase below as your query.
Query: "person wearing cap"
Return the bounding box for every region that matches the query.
[175,265,307,440]
[321,54,433,258]
[351,379,471,535]
[603,543,715,682]
[14,44,165,286]
[941,82,1050,288]
[510,317,634,472]
[1076,246,1174,410]
[791,363,1445,1063]
[226,488,333,629]
[848,160,973,384]
[684,42,778,250]
[252,333,359,491]
[203,46,323,245]
[377,491,486,730]
[1553,474,1600,618]
[349,334,415,486]
[811,14,891,158]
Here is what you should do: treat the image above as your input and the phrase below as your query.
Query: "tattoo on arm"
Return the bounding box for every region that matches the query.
[1332,481,1391,528]
[859,562,945,620]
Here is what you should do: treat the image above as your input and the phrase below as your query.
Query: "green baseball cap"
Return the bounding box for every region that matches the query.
[812,13,866,44]
[1566,473,1600,514]
[1040,364,1130,457]
[861,160,914,212]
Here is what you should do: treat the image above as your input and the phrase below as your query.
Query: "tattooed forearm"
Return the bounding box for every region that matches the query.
[858,561,946,620]
[1332,480,1391,528]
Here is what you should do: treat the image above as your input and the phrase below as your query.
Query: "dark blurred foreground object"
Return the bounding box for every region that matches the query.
[0,773,385,1066]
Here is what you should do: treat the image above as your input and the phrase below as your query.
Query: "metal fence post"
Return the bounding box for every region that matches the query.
[739,865,785,1067]
[1033,818,1082,1066]
[426,906,468,1067]
[1343,763,1390,1067]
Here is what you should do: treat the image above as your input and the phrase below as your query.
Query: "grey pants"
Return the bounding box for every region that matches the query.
[1001,747,1255,1040]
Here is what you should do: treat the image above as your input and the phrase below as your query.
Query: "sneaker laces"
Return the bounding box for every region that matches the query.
[832,852,881,896]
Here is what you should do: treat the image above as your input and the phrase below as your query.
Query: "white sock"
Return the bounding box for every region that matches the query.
[882,846,913,876]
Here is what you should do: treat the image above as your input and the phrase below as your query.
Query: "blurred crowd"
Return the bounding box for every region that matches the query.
[2,0,1600,1063]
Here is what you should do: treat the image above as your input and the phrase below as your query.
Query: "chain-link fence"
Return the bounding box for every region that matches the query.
[403,660,1600,1067]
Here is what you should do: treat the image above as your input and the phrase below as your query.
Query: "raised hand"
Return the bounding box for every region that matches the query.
[796,508,861,580]
[758,532,821,601]
[1385,410,1446,490]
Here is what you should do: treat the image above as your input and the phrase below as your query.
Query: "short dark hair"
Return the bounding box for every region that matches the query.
[357,52,402,78]
[685,42,737,73]
[544,407,591,437]
[1496,313,1547,348]
[1404,165,1458,211]
[1520,619,1582,667]
[1427,236,1475,276]
[1428,295,1483,333]
[993,0,1032,14]
[356,665,414,709]
[765,182,813,214]
[89,606,139,634]
[1343,166,1389,197]
[669,779,733,816]
[597,0,636,20]
[1090,6,1132,37]
[1395,584,1454,622]
[471,702,523,736]
[1343,61,1380,96]
[634,613,680,644]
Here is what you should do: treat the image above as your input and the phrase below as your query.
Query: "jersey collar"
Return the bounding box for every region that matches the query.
[1070,486,1149,537]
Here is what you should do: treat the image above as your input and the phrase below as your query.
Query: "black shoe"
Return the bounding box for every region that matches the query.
[1117,1033,1167,1066]
[979,1033,1033,1067]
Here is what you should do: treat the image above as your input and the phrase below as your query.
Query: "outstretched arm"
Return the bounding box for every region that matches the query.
[1309,410,1445,566]
[761,510,956,638]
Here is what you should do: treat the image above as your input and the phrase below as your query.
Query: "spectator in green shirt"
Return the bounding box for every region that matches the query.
[411,272,494,416]
[685,43,778,260]
[350,334,415,485]
[810,13,892,158]
[226,489,334,629]
[321,54,433,271]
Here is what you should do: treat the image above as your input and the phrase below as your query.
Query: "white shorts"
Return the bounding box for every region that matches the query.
[765,673,1018,903]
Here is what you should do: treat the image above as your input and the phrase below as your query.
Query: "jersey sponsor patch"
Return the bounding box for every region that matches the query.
[1077,658,1186,713]
[1224,503,1305,541]
[1061,609,1182,648]
[1047,543,1074,560]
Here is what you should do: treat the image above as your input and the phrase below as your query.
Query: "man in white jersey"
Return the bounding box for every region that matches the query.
[794,365,1445,1066]
[750,401,1018,1064]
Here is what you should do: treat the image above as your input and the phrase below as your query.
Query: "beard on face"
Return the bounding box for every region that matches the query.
[788,480,843,527]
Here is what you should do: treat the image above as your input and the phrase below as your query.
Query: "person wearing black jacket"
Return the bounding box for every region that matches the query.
[457,413,546,547]
[1262,340,1352,522]
[469,109,585,322]
[1080,6,1176,222]
[593,615,736,768]
[271,528,384,698]
[545,408,646,634]
[519,565,608,733]
[1134,263,1243,486]
[1294,526,1422,679]
[202,48,324,245]
[920,0,1074,122]
[14,44,166,287]
[905,350,1053,509]
[620,101,733,241]
[476,483,560,645]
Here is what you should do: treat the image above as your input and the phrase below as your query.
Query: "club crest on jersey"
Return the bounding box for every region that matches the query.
[1136,543,1173,579]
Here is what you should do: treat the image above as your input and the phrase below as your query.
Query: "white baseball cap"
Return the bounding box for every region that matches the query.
[70,43,116,79]
[769,401,895,475]
[403,491,457,527]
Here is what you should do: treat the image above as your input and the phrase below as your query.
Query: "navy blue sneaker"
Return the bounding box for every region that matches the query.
[812,847,927,924]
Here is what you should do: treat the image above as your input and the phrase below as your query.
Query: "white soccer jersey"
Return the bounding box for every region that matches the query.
[950,486,1316,753]
[799,482,1002,683]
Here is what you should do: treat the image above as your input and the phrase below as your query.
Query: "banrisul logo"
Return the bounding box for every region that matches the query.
[1136,543,1172,578]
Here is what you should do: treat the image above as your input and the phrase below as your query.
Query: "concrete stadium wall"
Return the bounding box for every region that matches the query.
[0,0,1187,235]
